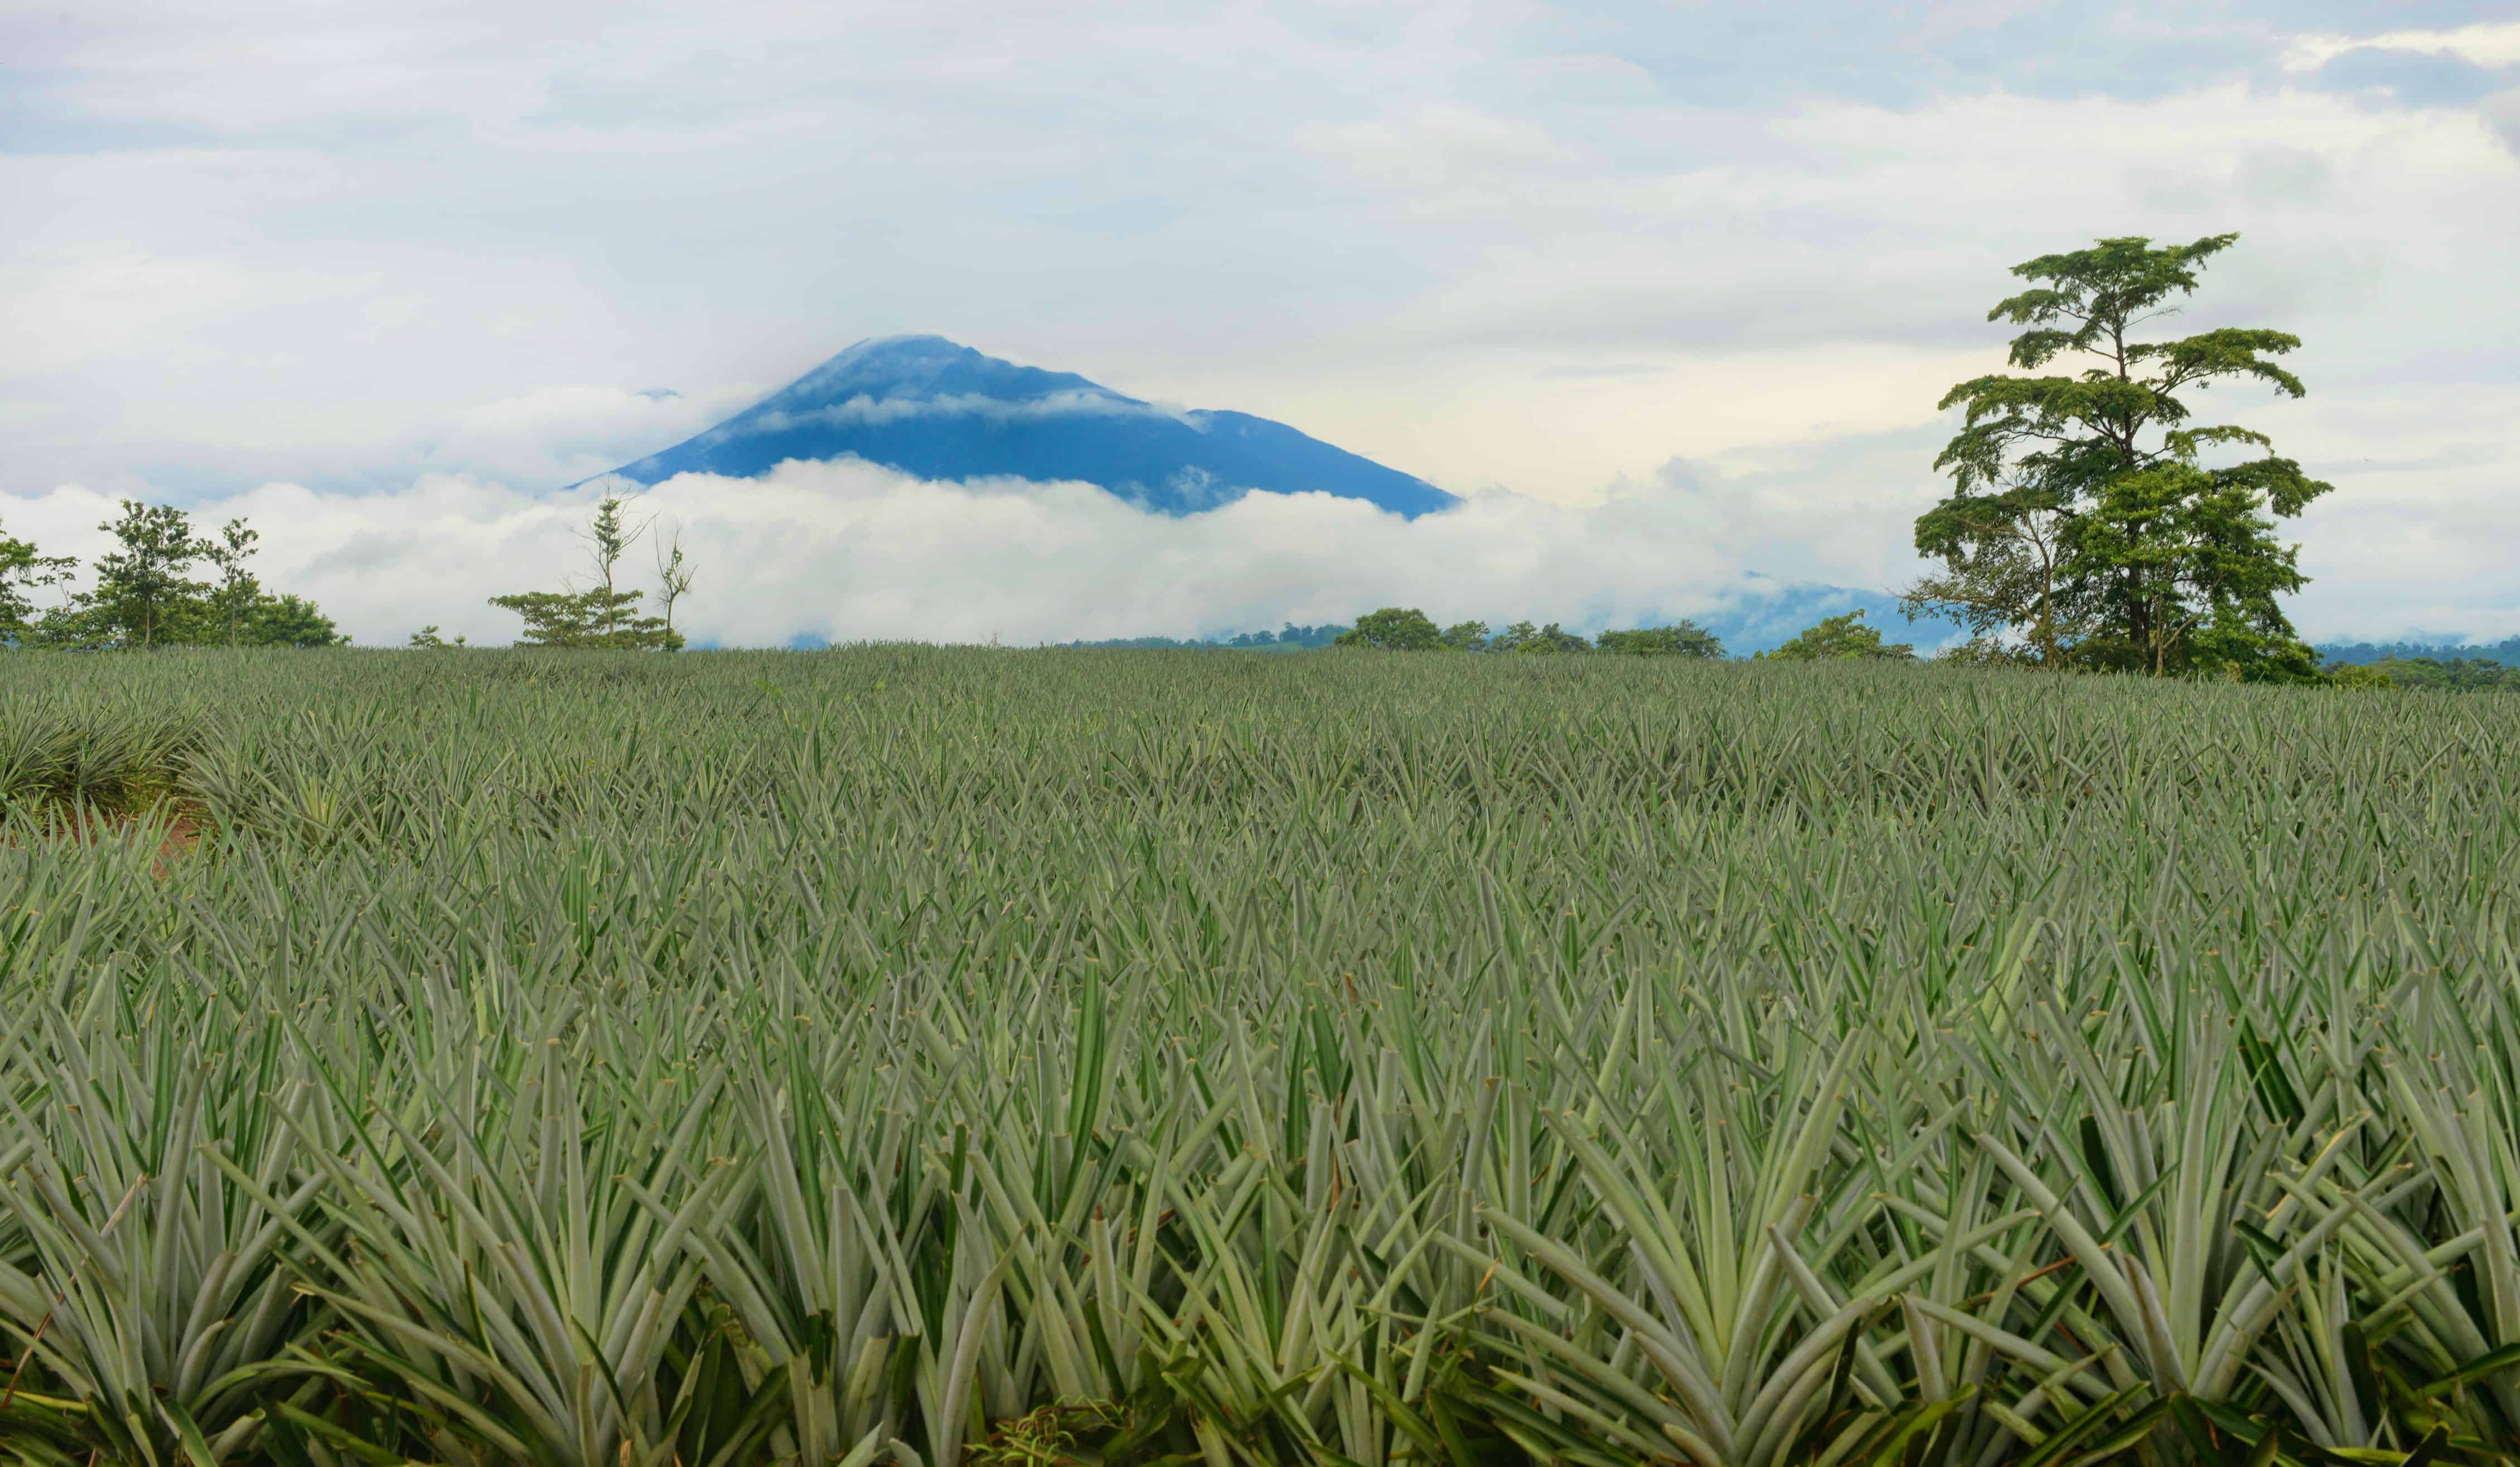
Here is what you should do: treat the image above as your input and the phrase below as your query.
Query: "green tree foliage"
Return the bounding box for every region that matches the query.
[1066,623,1348,651]
[1067,633,1216,649]
[1334,612,1725,657]
[1758,609,1916,662]
[1333,607,1442,650]
[0,516,78,641]
[2339,656,2513,691]
[244,593,348,647]
[408,624,468,648]
[1929,635,2050,669]
[1913,234,2334,677]
[1490,619,1592,654]
[581,496,640,628]
[654,525,695,649]
[203,517,262,647]
[2319,636,2520,667]
[21,503,344,650]
[1595,621,1724,657]
[1269,623,1347,649]
[84,499,211,648]
[486,589,613,648]
[1898,468,2089,667]
[489,496,685,650]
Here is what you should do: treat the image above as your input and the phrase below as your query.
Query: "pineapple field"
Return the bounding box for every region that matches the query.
[1,646,2516,1467]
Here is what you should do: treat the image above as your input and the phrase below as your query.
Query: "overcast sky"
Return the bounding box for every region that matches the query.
[3,2,2514,646]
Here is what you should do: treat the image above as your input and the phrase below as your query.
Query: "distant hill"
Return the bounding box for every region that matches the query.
[2315,637,2518,667]
[595,335,1458,519]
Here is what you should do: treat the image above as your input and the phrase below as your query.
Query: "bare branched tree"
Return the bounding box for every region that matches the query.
[654,524,695,650]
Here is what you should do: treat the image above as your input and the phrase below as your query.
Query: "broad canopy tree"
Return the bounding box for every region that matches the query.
[1757,610,1915,662]
[243,593,349,648]
[1908,234,2334,677]
[1334,607,1443,651]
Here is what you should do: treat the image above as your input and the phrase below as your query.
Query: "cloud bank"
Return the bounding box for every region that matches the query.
[8,452,2512,653]
[719,389,1194,439]
[0,462,1885,650]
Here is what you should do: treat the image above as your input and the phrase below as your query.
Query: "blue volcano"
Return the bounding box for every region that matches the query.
[596,335,1458,519]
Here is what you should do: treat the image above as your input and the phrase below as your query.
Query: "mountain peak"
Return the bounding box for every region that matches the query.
[783,335,1113,408]
[596,338,1457,519]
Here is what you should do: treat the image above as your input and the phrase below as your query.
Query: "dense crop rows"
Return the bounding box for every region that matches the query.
[2,647,2517,1467]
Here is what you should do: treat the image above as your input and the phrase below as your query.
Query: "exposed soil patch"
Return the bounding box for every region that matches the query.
[10,806,203,879]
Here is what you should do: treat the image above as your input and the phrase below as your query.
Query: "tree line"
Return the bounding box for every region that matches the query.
[0,491,703,653]
[1330,608,1726,657]
[2325,656,2513,692]
[2318,637,2517,668]
[1324,606,1922,661]
[1058,623,1350,651]
[0,500,344,649]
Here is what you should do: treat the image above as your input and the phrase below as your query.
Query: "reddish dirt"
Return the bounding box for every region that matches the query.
[15,807,202,879]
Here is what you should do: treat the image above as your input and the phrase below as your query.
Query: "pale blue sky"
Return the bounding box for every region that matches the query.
[2,2,2514,645]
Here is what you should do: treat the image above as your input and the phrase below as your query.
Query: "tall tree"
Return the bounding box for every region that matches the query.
[654,525,695,649]
[1915,234,2333,676]
[0,517,78,642]
[88,500,210,648]
[202,517,262,647]
[577,495,650,642]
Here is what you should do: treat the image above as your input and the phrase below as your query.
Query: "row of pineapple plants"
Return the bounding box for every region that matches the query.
[1,645,2514,1464]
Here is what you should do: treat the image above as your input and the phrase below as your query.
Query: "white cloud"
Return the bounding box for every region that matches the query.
[1143,79,2519,509]
[433,383,763,485]
[2488,89,2520,155]
[717,389,1191,439]
[2281,21,2520,72]
[0,460,1909,649]
[9,425,2503,652]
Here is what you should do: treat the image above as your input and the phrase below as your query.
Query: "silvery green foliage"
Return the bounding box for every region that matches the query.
[0,646,2513,1465]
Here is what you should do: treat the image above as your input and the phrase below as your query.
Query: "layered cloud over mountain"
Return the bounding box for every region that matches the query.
[597,336,1459,520]
[0,458,1951,654]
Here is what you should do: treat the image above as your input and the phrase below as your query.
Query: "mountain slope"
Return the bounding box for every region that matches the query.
[597,335,1458,519]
